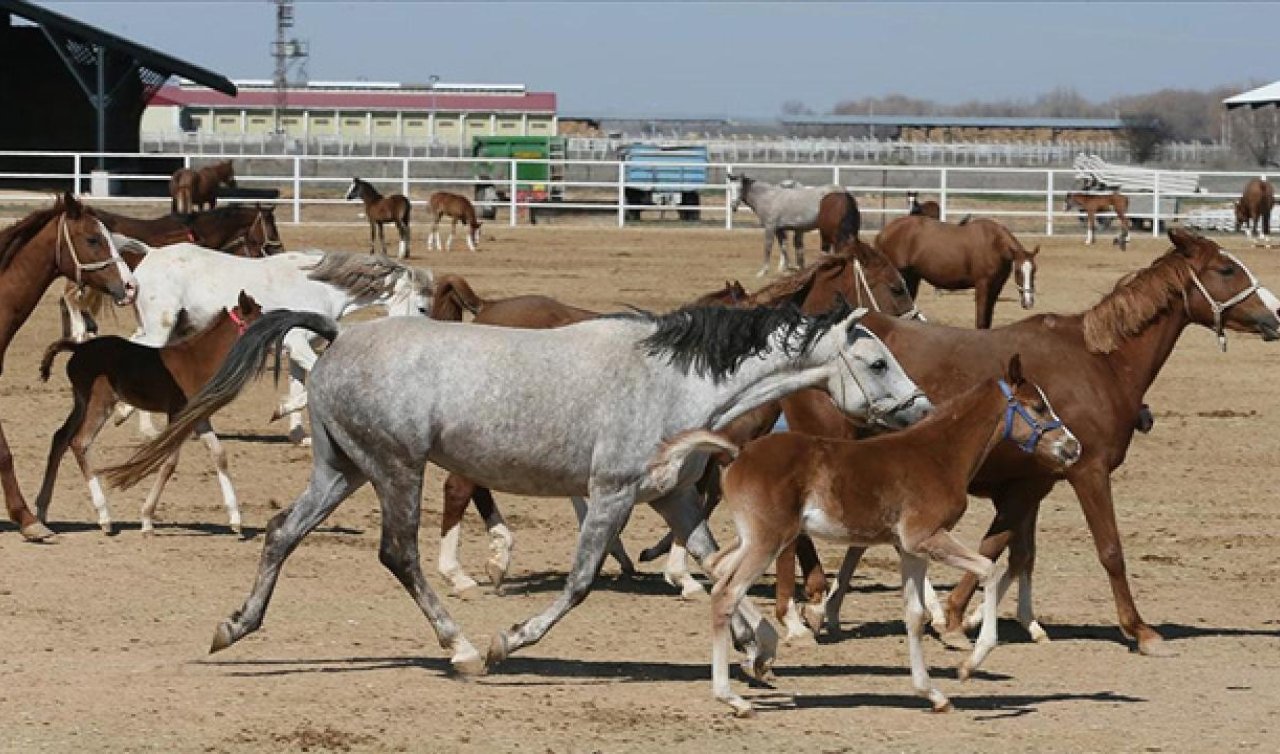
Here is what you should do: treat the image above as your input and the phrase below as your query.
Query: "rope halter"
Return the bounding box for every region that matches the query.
[851,258,925,321]
[56,214,119,286]
[1183,250,1260,352]
[998,379,1062,454]
[834,328,928,430]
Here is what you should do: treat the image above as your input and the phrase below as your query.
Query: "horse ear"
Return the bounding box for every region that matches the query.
[1031,244,1041,256]
[62,191,81,218]
[1006,353,1025,386]
[1167,227,1197,256]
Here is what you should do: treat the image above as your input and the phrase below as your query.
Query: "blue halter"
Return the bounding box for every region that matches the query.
[998,379,1062,454]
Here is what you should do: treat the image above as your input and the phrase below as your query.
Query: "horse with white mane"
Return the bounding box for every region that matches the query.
[105,301,933,675]
[122,243,433,443]
[728,173,841,276]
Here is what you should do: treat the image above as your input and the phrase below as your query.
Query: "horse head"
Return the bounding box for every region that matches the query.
[251,204,285,256]
[1015,245,1039,310]
[216,160,237,189]
[825,306,933,430]
[997,354,1080,469]
[727,172,752,211]
[53,192,137,306]
[345,178,365,202]
[1171,227,1280,346]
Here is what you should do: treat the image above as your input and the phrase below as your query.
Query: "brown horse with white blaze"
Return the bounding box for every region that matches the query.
[649,355,1079,715]
[785,228,1280,657]
[1065,190,1131,250]
[428,191,482,252]
[170,160,236,215]
[1235,177,1275,246]
[0,194,137,541]
[346,177,413,258]
[877,215,1039,328]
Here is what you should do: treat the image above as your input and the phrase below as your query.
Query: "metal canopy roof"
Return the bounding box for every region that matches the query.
[783,114,1125,129]
[1223,81,1280,109]
[1,0,236,96]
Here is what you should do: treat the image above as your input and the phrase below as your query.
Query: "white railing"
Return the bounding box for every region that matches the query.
[0,149,1268,238]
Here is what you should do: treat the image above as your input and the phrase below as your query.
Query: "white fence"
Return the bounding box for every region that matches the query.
[0,150,1269,238]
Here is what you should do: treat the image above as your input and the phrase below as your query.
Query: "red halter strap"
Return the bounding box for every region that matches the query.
[228,308,248,334]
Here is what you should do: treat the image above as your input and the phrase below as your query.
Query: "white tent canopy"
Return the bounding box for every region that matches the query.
[1224,81,1280,109]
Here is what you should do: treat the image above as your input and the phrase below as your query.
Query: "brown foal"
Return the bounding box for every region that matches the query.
[1064,191,1131,250]
[649,355,1080,716]
[346,177,413,258]
[170,160,236,215]
[35,291,263,535]
[427,191,483,253]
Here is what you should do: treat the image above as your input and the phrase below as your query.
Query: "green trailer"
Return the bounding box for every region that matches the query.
[471,135,566,218]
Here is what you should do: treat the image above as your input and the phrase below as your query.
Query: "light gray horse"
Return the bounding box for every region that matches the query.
[728,173,841,277]
[104,301,932,675]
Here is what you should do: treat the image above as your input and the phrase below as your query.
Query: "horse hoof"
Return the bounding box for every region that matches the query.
[450,639,487,677]
[931,699,954,714]
[800,603,825,634]
[485,633,510,669]
[141,526,155,538]
[483,560,508,591]
[20,521,57,542]
[729,700,756,719]
[209,621,237,654]
[100,521,115,536]
[1138,634,1176,658]
[782,627,817,648]
[939,629,973,652]
[957,659,975,682]
[679,579,707,600]
[1026,621,1050,643]
[449,576,480,599]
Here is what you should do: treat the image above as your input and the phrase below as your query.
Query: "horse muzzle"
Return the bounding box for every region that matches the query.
[1052,435,1082,467]
[874,391,934,430]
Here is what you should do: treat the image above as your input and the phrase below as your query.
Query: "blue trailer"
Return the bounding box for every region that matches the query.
[618,143,709,221]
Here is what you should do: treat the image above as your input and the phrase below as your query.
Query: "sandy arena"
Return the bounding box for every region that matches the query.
[2,223,1279,753]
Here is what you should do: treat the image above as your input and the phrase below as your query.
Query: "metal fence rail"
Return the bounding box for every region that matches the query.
[0,149,1268,238]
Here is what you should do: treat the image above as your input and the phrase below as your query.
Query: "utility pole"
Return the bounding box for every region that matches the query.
[272,0,309,134]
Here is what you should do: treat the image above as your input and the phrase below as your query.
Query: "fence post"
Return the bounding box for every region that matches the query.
[1045,170,1055,236]
[617,160,626,228]
[72,152,82,195]
[183,154,191,170]
[832,165,841,189]
[724,167,734,230]
[509,158,518,227]
[401,157,410,199]
[1151,170,1160,238]
[939,168,949,222]
[292,156,302,225]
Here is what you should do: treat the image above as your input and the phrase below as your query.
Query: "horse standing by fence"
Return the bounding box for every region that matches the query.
[1064,191,1131,250]
[1235,177,1275,246]
[650,355,1079,715]
[427,192,483,252]
[35,292,264,536]
[346,177,413,258]
[170,161,236,215]
[728,173,840,276]
[816,191,860,252]
[0,194,137,541]
[877,215,1038,328]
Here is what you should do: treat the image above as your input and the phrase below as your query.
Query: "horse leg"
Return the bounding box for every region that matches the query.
[367,220,377,254]
[820,545,865,637]
[472,486,515,591]
[793,231,806,270]
[195,418,240,535]
[757,229,774,278]
[914,530,1006,683]
[0,422,53,541]
[280,331,318,446]
[60,285,93,342]
[569,495,636,577]
[379,223,391,256]
[34,391,87,528]
[210,421,371,655]
[774,539,813,645]
[1117,211,1130,251]
[899,551,951,712]
[138,442,181,536]
[438,474,481,595]
[447,218,458,251]
[940,504,1019,648]
[65,384,116,534]
[486,484,638,667]
[1085,212,1096,245]
[397,221,409,259]
[974,281,997,329]
[775,229,791,273]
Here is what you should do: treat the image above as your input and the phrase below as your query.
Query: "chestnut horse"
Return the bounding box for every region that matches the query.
[1065,191,1131,250]
[876,215,1039,328]
[907,191,941,219]
[782,229,1280,656]
[1235,177,1275,246]
[63,204,284,341]
[817,191,860,253]
[650,355,1079,715]
[0,194,137,541]
[170,160,236,215]
[35,292,264,535]
[427,276,754,594]
[427,191,482,253]
[346,177,412,258]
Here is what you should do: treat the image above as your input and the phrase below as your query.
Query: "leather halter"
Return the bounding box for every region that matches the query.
[218,211,283,257]
[56,214,118,285]
[998,379,1062,454]
[1182,251,1261,352]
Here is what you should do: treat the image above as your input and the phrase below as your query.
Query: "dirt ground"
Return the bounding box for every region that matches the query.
[2,222,1279,753]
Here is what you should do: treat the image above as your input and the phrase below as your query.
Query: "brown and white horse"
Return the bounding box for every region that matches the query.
[1065,190,1131,250]
[170,160,236,215]
[876,215,1039,328]
[0,194,137,541]
[35,291,263,535]
[346,177,413,258]
[427,191,483,252]
[1235,177,1275,246]
[649,355,1079,715]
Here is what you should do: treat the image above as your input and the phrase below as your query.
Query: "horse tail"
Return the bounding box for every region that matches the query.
[647,429,739,493]
[835,192,860,246]
[38,339,78,383]
[958,213,973,226]
[430,274,485,320]
[103,309,340,490]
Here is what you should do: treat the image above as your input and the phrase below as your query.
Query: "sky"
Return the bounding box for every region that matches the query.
[34,1,1278,118]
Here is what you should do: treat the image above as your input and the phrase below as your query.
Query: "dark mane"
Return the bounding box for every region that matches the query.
[0,198,68,270]
[628,298,855,383]
[749,257,849,306]
[1081,249,1192,353]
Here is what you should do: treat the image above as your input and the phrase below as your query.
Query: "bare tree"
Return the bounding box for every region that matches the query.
[1231,106,1280,167]
[1120,113,1169,163]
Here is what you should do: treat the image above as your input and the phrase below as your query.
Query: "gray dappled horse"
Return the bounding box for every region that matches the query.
[729,173,841,277]
[105,301,932,676]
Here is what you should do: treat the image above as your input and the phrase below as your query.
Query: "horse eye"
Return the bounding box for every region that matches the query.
[870,359,888,373]
[86,235,101,246]
[891,285,906,295]
[1219,266,1235,276]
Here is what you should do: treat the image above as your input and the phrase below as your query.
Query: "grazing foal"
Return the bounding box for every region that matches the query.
[1064,191,1131,250]
[346,177,413,258]
[35,291,263,535]
[649,355,1080,716]
[427,191,483,252]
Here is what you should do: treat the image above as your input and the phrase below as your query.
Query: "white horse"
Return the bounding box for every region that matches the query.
[105,301,933,675]
[122,243,433,444]
[728,174,841,277]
